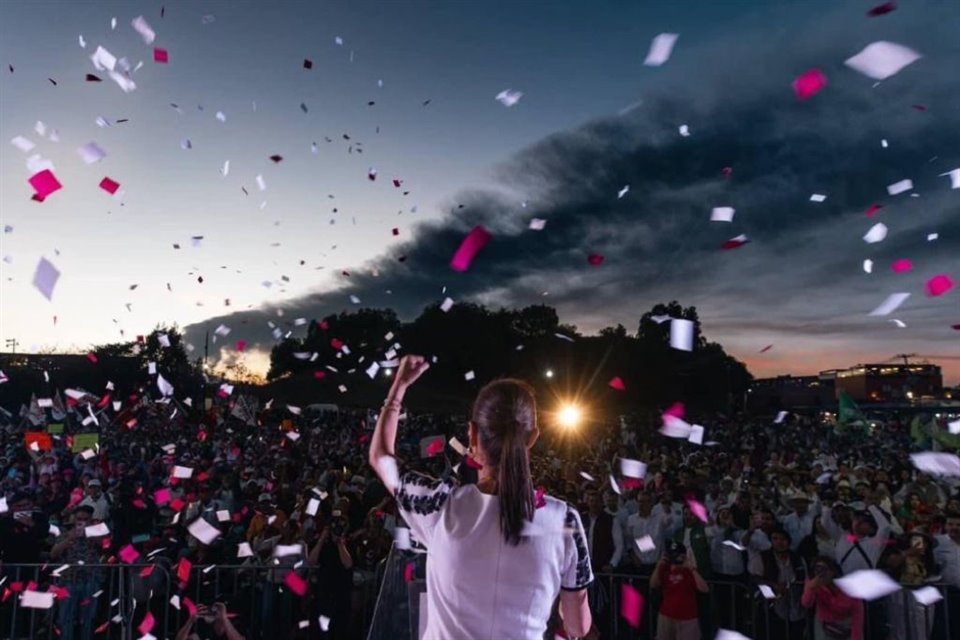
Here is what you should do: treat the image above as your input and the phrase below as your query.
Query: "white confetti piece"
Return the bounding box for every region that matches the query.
[464,370,475,381]
[495,89,523,107]
[891,319,907,328]
[939,169,960,189]
[863,259,873,274]
[85,523,110,537]
[440,297,454,312]
[188,518,222,545]
[131,16,155,44]
[173,465,194,479]
[529,218,546,230]
[910,452,960,477]
[21,590,55,609]
[678,124,690,137]
[617,185,630,199]
[643,33,679,66]
[835,569,901,601]
[809,193,827,203]
[620,458,647,479]
[77,142,107,164]
[710,207,735,222]
[845,41,922,81]
[237,542,254,558]
[32,258,61,301]
[869,292,909,316]
[216,111,226,123]
[10,136,35,152]
[886,179,913,195]
[912,586,943,606]
[669,318,694,351]
[863,223,888,244]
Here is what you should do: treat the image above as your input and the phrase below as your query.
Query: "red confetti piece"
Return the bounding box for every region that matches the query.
[85,73,102,82]
[792,69,827,100]
[620,584,644,628]
[177,558,192,584]
[303,59,313,69]
[132,499,147,509]
[425,438,444,457]
[392,228,399,236]
[465,456,483,470]
[891,259,913,273]
[330,338,344,350]
[318,320,329,330]
[284,572,308,596]
[86,352,99,364]
[608,377,626,391]
[139,566,154,577]
[183,596,197,618]
[49,585,70,599]
[912,104,927,111]
[450,226,492,272]
[721,166,733,177]
[622,478,643,490]
[99,177,120,194]
[31,193,46,202]
[587,254,605,266]
[759,344,774,353]
[170,498,186,512]
[865,204,883,217]
[153,48,168,64]
[952,324,960,331]
[28,169,63,199]
[867,2,897,17]
[138,612,155,635]
[313,371,326,380]
[535,486,546,509]
[926,274,954,297]
[721,235,750,250]
[95,620,110,634]
[393,179,402,188]
[269,155,283,163]
[235,340,247,352]
[404,562,415,583]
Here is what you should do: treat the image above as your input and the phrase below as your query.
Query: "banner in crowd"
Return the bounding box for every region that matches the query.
[72,433,100,453]
[25,431,53,451]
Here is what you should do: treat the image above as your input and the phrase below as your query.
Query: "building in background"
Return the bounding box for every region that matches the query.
[832,363,943,403]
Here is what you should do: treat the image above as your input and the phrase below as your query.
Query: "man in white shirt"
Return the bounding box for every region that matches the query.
[78,479,111,522]
[625,492,670,574]
[652,489,683,539]
[825,504,892,574]
[779,496,817,552]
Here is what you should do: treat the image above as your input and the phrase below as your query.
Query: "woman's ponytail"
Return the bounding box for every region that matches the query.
[497,424,535,546]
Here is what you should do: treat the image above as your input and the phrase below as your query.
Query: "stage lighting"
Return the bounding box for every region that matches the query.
[545,369,554,378]
[557,404,581,429]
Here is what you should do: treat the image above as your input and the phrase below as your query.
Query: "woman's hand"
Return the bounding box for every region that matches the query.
[391,355,430,393]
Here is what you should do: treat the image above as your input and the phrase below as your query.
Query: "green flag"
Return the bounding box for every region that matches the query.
[837,391,868,434]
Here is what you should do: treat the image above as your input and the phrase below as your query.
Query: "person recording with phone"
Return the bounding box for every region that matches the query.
[649,540,709,640]
[309,512,354,639]
[802,556,864,640]
[174,602,245,640]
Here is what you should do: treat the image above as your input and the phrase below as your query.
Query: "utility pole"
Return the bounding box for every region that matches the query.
[4,338,17,354]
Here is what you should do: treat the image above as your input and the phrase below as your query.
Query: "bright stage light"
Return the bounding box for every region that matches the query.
[545,369,554,378]
[557,404,582,429]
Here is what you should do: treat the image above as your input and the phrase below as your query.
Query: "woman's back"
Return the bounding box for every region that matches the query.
[397,471,591,640]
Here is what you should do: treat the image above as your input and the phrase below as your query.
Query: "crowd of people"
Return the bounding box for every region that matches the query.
[1,386,959,640]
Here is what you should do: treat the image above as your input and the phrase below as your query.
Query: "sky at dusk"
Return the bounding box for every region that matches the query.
[1,0,958,383]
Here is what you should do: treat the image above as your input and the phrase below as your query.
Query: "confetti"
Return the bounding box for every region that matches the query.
[670,318,694,351]
[863,259,873,274]
[643,33,679,66]
[609,376,626,391]
[529,218,546,230]
[77,142,107,164]
[28,169,62,199]
[890,259,912,273]
[868,292,910,316]
[940,169,960,189]
[863,223,888,244]
[187,518,221,545]
[10,136,35,152]
[792,69,827,100]
[925,274,954,297]
[617,185,630,198]
[710,207,735,222]
[21,590,55,609]
[587,254,605,266]
[912,586,942,606]
[495,89,523,107]
[721,234,749,250]
[844,41,922,80]
[450,226,491,272]
[99,177,120,194]
[865,204,883,217]
[131,16,155,44]
[867,2,898,17]
[836,570,902,601]
[620,584,644,628]
[886,179,913,195]
[32,258,61,301]
[810,193,827,203]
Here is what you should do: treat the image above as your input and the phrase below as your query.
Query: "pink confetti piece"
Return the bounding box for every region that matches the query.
[792,69,827,100]
[284,572,307,596]
[183,596,197,618]
[685,496,709,523]
[153,48,168,64]
[235,340,247,352]
[28,169,62,199]
[620,584,644,628]
[137,611,156,636]
[535,486,546,509]
[664,402,685,419]
[404,562,415,583]
[99,177,119,194]
[450,225,492,272]
[925,274,954,297]
[865,204,883,217]
[118,544,140,564]
[867,1,897,16]
[587,254,605,266]
[891,259,913,273]
[465,456,483,470]
[85,352,98,364]
[176,558,192,584]
[609,376,626,391]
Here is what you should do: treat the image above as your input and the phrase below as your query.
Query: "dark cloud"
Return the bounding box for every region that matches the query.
[186,4,960,379]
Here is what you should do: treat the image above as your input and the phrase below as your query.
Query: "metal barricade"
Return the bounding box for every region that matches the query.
[2,561,386,640]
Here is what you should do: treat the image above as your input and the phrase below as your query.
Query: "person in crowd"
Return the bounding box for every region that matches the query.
[368,356,593,639]
[932,511,960,640]
[51,505,104,640]
[781,495,818,552]
[751,528,807,640]
[707,506,747,633]
[246,494,287,542]
[881,531,937,640]
[310,513,354,640]
[802,556,864,640]
[649,540,709,640]
[627,491,672,575]
[78,478,111,522]
[175,602,245,640]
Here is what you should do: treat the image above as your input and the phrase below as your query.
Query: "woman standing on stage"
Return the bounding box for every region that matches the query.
[369,356,593,640]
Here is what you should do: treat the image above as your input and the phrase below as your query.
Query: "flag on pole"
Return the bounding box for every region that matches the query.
[837,391,868,435]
